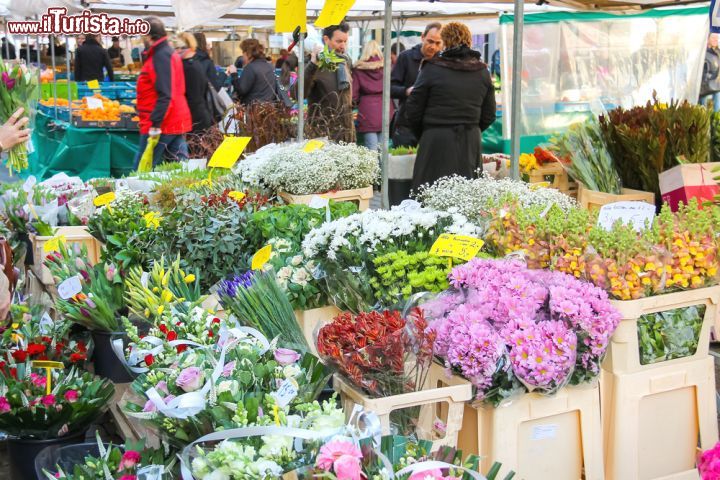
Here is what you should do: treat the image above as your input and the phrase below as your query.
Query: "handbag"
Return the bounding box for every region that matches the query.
[275,78,294,109]
[206,82,228,123]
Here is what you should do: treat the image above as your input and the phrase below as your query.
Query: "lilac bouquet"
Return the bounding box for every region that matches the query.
[427,259,621,405]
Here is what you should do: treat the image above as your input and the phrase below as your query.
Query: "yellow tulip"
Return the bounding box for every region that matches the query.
[184,274,196,284]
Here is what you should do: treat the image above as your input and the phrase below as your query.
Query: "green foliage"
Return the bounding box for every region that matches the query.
[638,305,705,365]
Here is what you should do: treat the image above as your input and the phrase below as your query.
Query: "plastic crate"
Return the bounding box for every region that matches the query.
[604,286,720,375]
[40,80,78,101]
[71,116,123,129]
[334,363,472,452]
[294,305,341,356]
[31,226,101,286]
[577,183,655,210]
[439,373,604,480]
[279,186,374,212]
[601,356,718,480]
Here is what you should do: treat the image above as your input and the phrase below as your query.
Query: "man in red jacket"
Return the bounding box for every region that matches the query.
[134,17,192,169]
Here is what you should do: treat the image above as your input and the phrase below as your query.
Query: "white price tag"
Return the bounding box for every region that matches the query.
[272,379,298,408]
[85,96,104,110]
[532,424,558,440]
[597,201,656,232]
[57,275,82,300]
[397,199,422,212]
[22,175,36,193]
[39,313,54,335]
[308,195,330,209]
[140,271,150,289]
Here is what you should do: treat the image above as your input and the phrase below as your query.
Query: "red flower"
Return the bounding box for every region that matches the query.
[77,341,87,353]
[9,368,17,379]
[212,317,221,324]
[207,330,214,338]
[167,331,178,342]
[176,344,188,354]
[159,324,168,334]
[70,353,86,363]
[27,343,46,356]
[41,336,51,343]
[11,350,27,362]
[144,354,154,366]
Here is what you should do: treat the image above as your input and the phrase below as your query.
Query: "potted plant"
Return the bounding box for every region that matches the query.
[44,243,130,382]
[0,364,114,480]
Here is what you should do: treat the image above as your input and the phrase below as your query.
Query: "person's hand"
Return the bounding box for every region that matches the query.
[226,64,237,75]
[406,87,414,97]
[310,45,322,65]
[149,127,161,138]
[0,108,29,151]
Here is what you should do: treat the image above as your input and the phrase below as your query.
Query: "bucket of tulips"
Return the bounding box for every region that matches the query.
[0,362,114,480]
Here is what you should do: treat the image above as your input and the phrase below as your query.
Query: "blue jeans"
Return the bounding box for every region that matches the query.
[133,134,189,170]
[702,92,720,112]
[363,132,381,151]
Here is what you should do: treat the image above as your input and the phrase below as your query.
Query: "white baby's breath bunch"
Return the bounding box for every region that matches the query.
[234,141,379,195]
[414,173,576,223]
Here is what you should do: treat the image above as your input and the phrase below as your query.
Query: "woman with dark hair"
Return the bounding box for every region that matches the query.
[404,22,496,190]
[192,32,222,90]
[225,39,277,105]
[173,32,213,133]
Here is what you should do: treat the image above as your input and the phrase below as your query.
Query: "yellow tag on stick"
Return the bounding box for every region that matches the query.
[252,245,273,270]
[208,136,252,169]
[93,192,116,207]
[86,79,100,90]
[228,191,246,202]
[303,139,325,153]
[43,235,66,253]
[430,234,485,262]
[276,0,307,33]
[315,0,357,28]
[31,360,64,395]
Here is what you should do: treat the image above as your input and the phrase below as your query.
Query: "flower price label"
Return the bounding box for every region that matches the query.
[57,275,82,300]
[315,0,356,28]
[251,245,273,270]
[93,191,116,207]
[308,195,330,209]
[430,234,485,262]
[208,136,252,169]
[597,201,655,232]
[303,139,325,153]
[275,0,306,33]
[272,379,298,407]
[21,175,36,193]
[39,313,53,335]
[85,96,104,110]
[86,79,100,90]
[31,360,64,395]
[43,235,66,253]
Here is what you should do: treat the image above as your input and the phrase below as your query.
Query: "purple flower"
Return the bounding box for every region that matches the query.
[217,271,255,299]
[176,366,204,392]
[155,380,170,395]
[79,307,91,318]
[84,298,96,309]
[2,72,15,90]
[274,348,301,366]
[222,361,236,377]
[142,399,157,412]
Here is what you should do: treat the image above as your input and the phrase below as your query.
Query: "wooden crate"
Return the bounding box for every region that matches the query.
[601,356,718,480]
[439,373,603,480]
[279,186,374,212]
[576,183,655,210]
[110,383,162,448]
[527,162,572,194]
[31,226,101,285]
[333,363,472,451]
[604,286,720,375]
[294,305,341,356]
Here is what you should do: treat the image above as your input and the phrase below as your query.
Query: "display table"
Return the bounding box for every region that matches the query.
[28,112,139,180]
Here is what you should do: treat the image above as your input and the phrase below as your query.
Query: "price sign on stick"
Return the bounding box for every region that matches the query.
[86,79,100,90]
[252,245,273,271]
[303,139,325,153]
[94,192,116,207]
[31,360,64,395]
[43,235,66,253]
[430,234,485,268]
[208,136,251,169]
[315,0,357,28]
[57,276,82,300]
[275,0,307,33]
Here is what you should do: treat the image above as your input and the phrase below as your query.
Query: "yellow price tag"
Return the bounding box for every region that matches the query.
[86,79,100,90]
[251,245,273,271]
[275,0,307,33]
[43,235,66,253]
[93,192,116,207]
[529,182,551,190]
[31,360,65,395]
[208,136,252,169]
[430,234,485,262]
[228,191,246,202]
[315,0,357,28]
[303,140,325,153]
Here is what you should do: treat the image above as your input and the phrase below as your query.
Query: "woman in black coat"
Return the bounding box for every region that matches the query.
[193,32,222,91]
[404,22,497,190]
[225,39,277,105]
[175,33,213,133]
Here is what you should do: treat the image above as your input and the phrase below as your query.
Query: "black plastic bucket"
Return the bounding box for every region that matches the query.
[90,330,133,383]
[8,430,87,480]
[35,441,118,479]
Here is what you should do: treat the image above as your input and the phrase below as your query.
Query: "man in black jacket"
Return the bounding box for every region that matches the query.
[390,23,442,146]
[74,34,114,82]
[108,36,125,67]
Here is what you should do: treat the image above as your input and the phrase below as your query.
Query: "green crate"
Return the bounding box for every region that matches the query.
[41,81,79,101]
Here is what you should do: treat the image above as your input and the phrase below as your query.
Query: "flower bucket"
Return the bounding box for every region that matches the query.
[91,330,133,383]
[35,441,115,479]
[279,186,374,212]
[8,430,87,480]
[388,154,416,206]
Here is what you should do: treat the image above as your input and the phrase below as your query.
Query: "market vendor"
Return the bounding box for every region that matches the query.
[134,16,191,169]
[74,34,114,82]
[108,36,125,67]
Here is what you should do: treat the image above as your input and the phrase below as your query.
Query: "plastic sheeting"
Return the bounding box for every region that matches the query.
[499,7,709,139]
[1,0,80,18]
[171,0,248,31]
